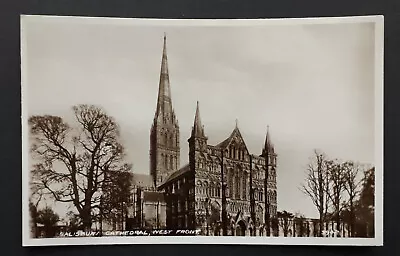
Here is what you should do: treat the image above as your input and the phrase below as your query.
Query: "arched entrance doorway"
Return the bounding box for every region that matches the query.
[235,220,246,236]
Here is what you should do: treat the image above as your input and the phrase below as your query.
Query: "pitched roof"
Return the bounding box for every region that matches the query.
[158,164,191,189]
[215,126,249,153]
[216,136,231,148]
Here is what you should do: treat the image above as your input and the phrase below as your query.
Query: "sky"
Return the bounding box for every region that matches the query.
[22,16,376,219]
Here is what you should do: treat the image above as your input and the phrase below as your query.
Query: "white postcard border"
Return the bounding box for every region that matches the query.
[21,14,384,246]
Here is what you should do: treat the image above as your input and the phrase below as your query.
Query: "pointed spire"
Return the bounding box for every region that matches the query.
[195,101,202,126]
[192,101,205,137]
[264,125,273,152]
[160,33,169,81]
[155,33,174,122]
[235,119,238,129]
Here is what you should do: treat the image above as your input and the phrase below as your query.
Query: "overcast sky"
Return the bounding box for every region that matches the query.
[23,16,376,219]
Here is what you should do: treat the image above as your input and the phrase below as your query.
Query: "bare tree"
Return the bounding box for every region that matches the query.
[29,104,131,231]
[342,161,364,237]
[326,160,346,232]
[300,150,332,236]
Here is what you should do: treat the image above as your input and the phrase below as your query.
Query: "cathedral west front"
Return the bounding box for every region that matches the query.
[131,34,278,236]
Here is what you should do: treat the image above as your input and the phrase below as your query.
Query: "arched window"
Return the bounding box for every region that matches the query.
[170,155,174,170]
[165,154,168,169]
[203,181,208,196]
[234,172,240,199]
[228,170,234,198]
[243,173,247,199]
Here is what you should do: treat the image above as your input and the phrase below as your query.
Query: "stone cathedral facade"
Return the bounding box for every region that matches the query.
[129,35,278,236]
[150,35,278,236]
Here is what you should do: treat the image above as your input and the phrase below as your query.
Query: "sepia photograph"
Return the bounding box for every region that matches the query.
[21,15,383,246]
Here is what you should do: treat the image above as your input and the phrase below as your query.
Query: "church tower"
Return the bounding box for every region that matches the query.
[260,126,278,218]
[150,34,180,188]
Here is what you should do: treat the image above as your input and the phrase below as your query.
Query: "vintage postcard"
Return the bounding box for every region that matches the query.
[21,15,384,246]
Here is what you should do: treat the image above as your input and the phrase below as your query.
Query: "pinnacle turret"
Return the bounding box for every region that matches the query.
[191,101,205,137]
[262,126,274,157]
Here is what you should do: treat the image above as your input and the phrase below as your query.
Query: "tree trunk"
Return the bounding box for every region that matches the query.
[99,213,103,236]
[283,221,288,237]
[336,209,340,234]
[319,213,323,237]
[350,200,354,237]
[293,220,296,237]
[342,222,345,237]
[81,206,92,232]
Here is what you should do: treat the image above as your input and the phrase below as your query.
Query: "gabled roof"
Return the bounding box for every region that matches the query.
[216,136,231,149]
[215,126,249,153]
[158,164,191,189]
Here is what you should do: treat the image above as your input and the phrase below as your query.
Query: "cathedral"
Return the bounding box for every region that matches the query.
[128,35,278,236]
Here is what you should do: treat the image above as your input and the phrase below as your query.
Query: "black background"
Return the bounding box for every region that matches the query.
[0,0,398,255]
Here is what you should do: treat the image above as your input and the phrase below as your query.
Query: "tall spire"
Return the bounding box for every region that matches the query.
[192,101,205,137]
[150,33,180,188]
[155,33,173,119]
[264,125,271,150]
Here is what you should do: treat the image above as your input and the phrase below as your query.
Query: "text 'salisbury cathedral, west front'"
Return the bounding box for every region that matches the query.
[126,35,278,236]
